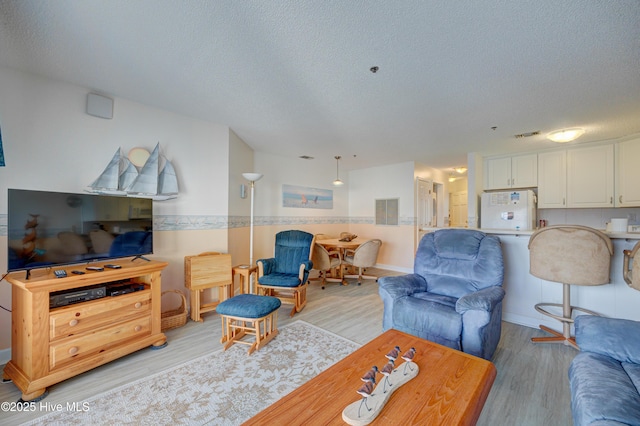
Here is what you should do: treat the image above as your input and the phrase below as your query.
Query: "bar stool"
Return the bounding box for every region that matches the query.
[528,225,613,349]
[623,241,640,291]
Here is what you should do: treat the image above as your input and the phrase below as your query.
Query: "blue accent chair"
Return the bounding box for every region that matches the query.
[257,230,314,317]
[378,229,505,360]
[569,315,640,426]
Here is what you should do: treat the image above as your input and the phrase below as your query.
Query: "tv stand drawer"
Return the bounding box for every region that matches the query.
[50,316,152,370]
[50,290,151,339]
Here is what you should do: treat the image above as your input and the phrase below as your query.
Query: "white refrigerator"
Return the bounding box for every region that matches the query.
[481,190,537,230]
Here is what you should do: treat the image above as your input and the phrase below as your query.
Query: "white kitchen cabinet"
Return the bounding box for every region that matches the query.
[616,137,640,207]
[537,150,567,208]
[484,153,537,190]
[567,144,614,208]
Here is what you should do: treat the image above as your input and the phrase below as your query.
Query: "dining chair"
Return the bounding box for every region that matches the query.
[342,239,382,285]
[310,242,343,289]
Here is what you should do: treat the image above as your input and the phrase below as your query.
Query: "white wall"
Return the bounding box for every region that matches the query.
[254,152,350,219]
[228,130,255,217]
[0,66,233,354]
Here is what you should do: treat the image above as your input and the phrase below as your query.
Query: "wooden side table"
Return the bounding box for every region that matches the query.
[233,264,258,294]
[185,252,233,322]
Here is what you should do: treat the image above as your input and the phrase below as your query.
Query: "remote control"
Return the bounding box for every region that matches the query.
[54,270,67,278]
[86,266,104,271]
[71,270,85,275]
[104,264,122,269]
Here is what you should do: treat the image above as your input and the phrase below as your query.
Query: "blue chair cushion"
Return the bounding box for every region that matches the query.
[258,273,302,288]
[216,294,281,318]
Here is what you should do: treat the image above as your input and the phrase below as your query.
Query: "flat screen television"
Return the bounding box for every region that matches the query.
[7,189,153,276]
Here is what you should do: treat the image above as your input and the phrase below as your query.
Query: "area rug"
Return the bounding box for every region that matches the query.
[24,321,360,426]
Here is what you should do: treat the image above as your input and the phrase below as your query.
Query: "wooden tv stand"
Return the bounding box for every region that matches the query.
[2,259,168,401]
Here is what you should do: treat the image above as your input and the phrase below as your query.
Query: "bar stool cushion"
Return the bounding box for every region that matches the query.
[217,294,281,318]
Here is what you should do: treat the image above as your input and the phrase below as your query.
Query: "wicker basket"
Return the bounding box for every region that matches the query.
[161,290,188,331]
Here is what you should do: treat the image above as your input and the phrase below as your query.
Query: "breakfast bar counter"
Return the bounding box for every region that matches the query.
[484,229,640,329]
[422,227,640,329]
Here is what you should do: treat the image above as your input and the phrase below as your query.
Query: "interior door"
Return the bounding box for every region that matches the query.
[416,178,434,245]
[449,190,468,227]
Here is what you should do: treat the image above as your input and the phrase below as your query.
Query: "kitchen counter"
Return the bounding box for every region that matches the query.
[483,228,640,240]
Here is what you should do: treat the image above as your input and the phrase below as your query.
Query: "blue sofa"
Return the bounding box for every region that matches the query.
[569,315,640,426]
[378,229,505,360]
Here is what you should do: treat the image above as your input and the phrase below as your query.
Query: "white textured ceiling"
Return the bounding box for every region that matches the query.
[1,0,639,171]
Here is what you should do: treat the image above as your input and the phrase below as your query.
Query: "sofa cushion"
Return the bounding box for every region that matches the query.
[569,352,640,426]
[576,315,640,364]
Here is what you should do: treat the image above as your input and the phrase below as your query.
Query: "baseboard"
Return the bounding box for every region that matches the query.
[374,263,413,274]
[502,312,563,332]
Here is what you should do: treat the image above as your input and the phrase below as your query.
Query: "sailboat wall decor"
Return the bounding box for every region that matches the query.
[87,148,136,195]
[88,143,179,201]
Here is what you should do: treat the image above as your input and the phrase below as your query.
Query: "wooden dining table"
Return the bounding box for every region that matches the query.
[315,237,368,278]
[315,237,367,251]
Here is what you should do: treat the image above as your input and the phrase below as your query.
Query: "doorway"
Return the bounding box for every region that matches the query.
[416,178,438,245]
[449,190,468,228]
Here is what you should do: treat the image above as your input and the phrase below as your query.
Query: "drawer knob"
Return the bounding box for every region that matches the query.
[134,302,142,309]
[69,319,79,327]
[134,325,142,332]
[68,346,79,355]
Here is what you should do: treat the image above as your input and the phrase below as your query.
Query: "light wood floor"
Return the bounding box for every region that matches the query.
[0,268,576,425]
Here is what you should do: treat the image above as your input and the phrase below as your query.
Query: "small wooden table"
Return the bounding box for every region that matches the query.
[184,252,233,322]
[243,329,496,425]
[232,264,258,294]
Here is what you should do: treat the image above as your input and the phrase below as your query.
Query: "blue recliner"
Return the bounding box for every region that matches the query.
[257,230,314,317]
[378,229,505,360]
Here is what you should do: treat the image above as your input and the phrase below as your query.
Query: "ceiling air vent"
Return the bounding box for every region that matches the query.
[514,131,540,139]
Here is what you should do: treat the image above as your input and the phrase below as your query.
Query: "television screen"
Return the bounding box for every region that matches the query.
[7,189,153,272]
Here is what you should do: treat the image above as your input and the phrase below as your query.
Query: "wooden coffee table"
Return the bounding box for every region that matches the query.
[243,329,496,425]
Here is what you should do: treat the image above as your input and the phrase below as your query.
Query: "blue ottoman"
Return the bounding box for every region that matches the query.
[216,294,281,355]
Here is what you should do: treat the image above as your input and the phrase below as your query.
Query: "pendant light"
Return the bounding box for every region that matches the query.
[332,156,344,186]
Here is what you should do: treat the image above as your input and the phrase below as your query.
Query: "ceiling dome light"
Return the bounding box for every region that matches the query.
[547,128,585,143]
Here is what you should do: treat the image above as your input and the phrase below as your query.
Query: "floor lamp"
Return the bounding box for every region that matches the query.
[243,173,263,291]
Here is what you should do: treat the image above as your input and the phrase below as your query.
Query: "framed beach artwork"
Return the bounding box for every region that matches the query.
[282,184,333,209]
